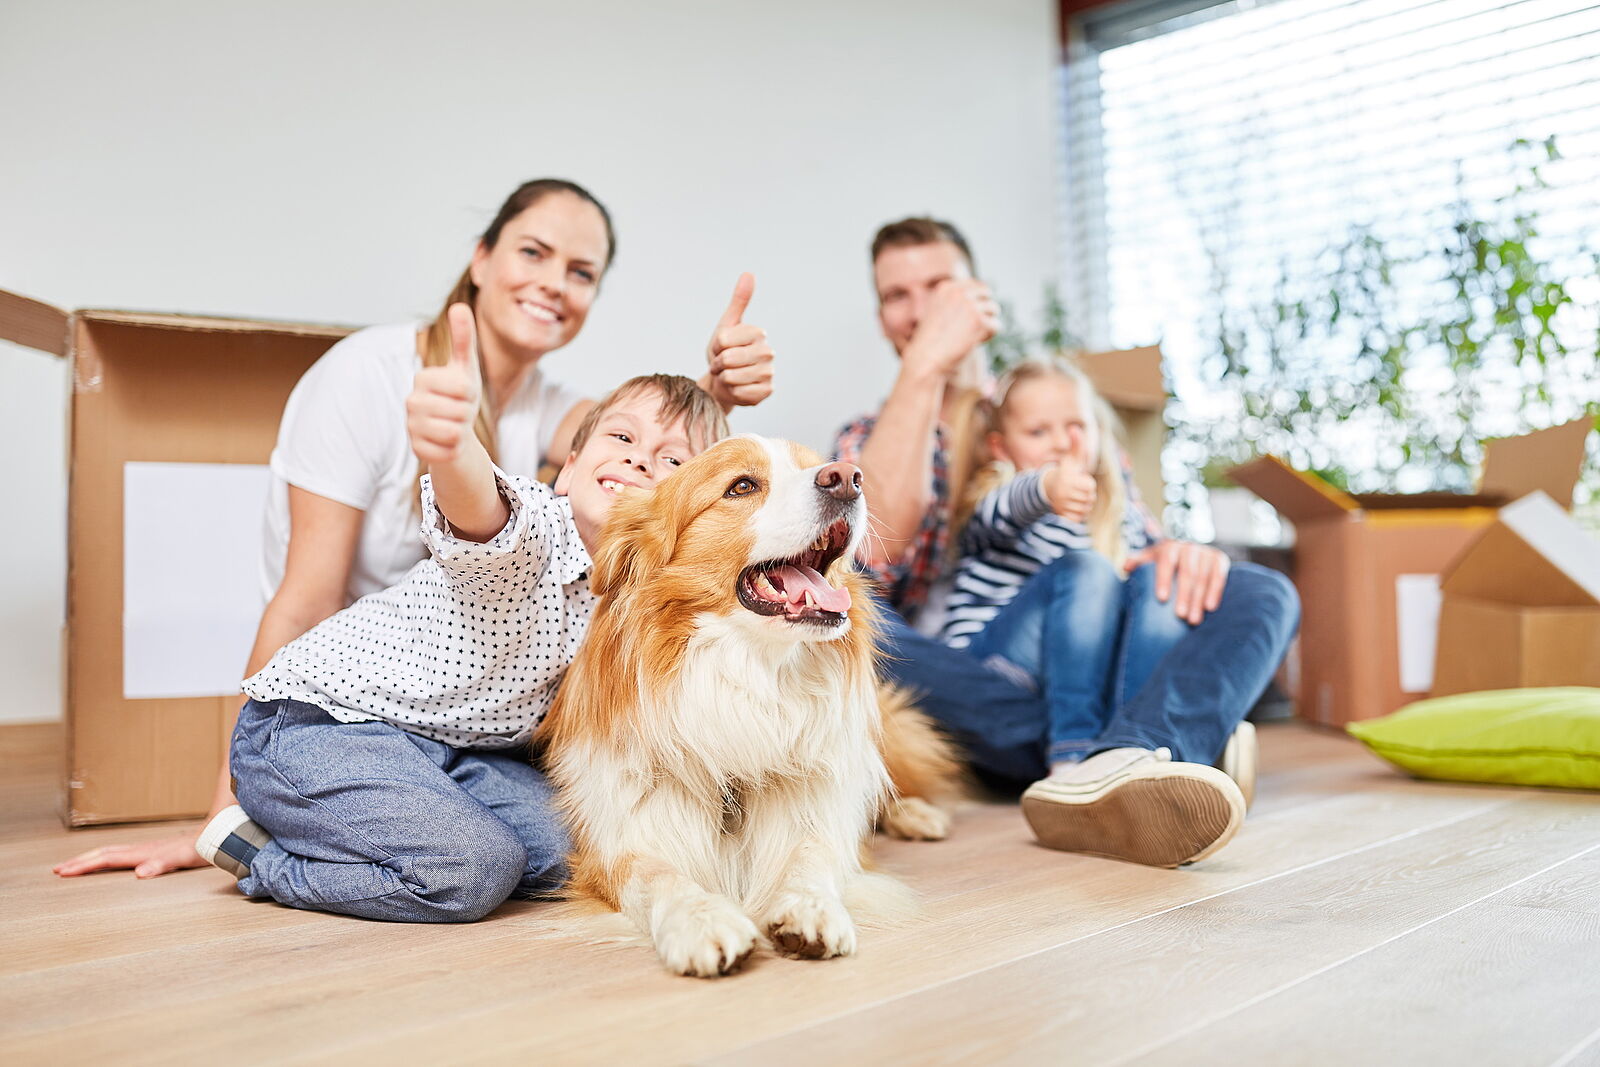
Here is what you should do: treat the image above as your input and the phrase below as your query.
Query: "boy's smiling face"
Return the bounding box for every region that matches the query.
[555,387,702,550]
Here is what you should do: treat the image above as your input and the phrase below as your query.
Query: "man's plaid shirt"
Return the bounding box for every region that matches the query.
[832,413,953,621]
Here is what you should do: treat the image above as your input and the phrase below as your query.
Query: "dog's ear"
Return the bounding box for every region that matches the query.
[590,487,676,598]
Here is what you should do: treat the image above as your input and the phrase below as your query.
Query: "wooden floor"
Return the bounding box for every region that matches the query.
[4,722,1599,1066]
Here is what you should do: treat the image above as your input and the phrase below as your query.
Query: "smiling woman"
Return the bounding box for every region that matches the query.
[52,179,777,883]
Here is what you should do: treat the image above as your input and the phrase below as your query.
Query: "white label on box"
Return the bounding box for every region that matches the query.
[1395,573,1443,694]
[123,462,271,700]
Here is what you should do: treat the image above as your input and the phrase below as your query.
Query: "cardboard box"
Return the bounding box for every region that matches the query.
[1077,345,1166,512]
[1,288,349,825]
[1229,418,1593,727]
[1432,491,1600,696]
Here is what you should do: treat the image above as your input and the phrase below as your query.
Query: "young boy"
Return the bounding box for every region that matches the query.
[194,305,728,921]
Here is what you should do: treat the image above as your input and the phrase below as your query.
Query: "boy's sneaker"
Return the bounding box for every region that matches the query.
[1215,721,1258,810]
[1021,747,1245,868]
[195,805,271,879]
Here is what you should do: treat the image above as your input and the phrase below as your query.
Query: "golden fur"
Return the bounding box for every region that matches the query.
[540,435,959,976]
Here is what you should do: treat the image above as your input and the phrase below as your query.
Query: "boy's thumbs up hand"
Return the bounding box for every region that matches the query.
[705,272,774,410]
[1043,425,1097,523]
[408,302,484,465]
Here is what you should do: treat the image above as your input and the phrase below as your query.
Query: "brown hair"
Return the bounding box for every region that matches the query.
[568,374,729,461]
[870,216,976,273]
[413,180,615,506]
[870,216,986,520]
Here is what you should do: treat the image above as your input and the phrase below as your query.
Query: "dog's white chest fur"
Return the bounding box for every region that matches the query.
[660,614,883,785]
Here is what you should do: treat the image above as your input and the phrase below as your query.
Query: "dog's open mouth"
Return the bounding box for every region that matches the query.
[737,519,853,625]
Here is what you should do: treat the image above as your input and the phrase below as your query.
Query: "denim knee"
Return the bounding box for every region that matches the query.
[1045,550,1121,613]
[514,817,572,896]
[406,823,528,923]
[1228,563,1301,642]
[1122,562,1190,637]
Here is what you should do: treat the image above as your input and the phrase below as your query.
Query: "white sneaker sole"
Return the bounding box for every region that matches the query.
[1021,762,1246,868]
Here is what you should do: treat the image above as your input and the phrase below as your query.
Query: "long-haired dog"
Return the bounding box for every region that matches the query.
[540,435,959,977]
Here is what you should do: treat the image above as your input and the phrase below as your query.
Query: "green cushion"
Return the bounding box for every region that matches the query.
[1347,688,1600,790]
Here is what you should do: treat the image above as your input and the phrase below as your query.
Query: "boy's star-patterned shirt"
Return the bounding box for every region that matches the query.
[244,467,594,748]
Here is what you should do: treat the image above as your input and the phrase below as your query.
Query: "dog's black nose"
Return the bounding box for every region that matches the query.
[815,461,863,501]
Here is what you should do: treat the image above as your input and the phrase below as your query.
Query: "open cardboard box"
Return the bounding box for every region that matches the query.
[1076,345,1166,512]
[1229,417,1593,727]
[1432,491,1600,696]
[1,288,350,825]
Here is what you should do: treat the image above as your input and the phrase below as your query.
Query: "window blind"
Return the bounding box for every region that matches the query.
[1059,0,1600,528]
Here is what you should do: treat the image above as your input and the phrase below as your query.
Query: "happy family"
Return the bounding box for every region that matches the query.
[56,177,1299,970]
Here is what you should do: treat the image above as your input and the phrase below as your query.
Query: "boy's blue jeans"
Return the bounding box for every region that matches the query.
[230,698,568,923]
[880,556,1299,782]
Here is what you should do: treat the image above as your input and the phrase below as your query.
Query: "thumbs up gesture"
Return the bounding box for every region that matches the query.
[1043,426,1098,524]
[704,272,775,410]
[407,302,484,466]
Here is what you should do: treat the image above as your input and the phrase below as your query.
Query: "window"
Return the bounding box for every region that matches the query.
[1060,0,1600,533]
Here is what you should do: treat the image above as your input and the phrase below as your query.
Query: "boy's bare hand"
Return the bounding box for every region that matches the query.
[901,278,999,383]
[53,834,206,879]
[706,273,774,409]
[407,303,482,465]
[1043,427,1097,523]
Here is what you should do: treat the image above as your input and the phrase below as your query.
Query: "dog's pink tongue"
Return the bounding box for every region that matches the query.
[773,564,851,614]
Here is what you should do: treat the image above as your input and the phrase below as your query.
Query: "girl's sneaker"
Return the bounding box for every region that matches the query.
[195,805,271,879]
[1216,721,1258,810]
[1021,747,1245,868]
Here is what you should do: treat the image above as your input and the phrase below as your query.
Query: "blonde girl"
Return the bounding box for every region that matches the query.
[924,356,1296,865]
[956,360,1132,555]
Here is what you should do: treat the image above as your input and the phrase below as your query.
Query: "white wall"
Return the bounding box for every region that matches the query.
[0,0,1061,723]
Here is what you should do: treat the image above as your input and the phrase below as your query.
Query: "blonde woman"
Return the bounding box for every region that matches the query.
[56,178,774,880]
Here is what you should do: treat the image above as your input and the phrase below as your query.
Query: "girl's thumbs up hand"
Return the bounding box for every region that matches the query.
[408,302,484,465]
[1043,425,1097,523]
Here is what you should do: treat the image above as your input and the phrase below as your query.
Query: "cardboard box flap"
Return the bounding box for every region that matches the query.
[1351,491,1508,510]
[0,288,71,357]
[1227,455,1356,522]
[1479,417,1593,509]
[1075,346,1165,412]
[1441,491,1600,607]
[78,308,352,340]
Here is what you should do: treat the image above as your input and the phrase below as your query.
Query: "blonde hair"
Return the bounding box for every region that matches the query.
[964,358,1129,568]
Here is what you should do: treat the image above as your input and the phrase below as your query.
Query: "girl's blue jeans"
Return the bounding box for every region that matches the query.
[229,698,568,923]
[880,556,1299,782]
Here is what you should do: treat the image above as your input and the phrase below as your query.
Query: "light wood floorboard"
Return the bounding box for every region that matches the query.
[1131,848,1600,1067]
[2,721,1595,1066]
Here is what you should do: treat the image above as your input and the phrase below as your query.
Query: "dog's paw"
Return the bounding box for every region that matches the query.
[764,890,857,960]
[880,795,951,841]
[651,894,760,978]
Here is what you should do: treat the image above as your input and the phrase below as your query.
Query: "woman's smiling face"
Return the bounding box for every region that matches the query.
[468,191,610,359]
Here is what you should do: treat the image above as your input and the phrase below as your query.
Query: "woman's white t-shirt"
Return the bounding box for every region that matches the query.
[260,321,587,605]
